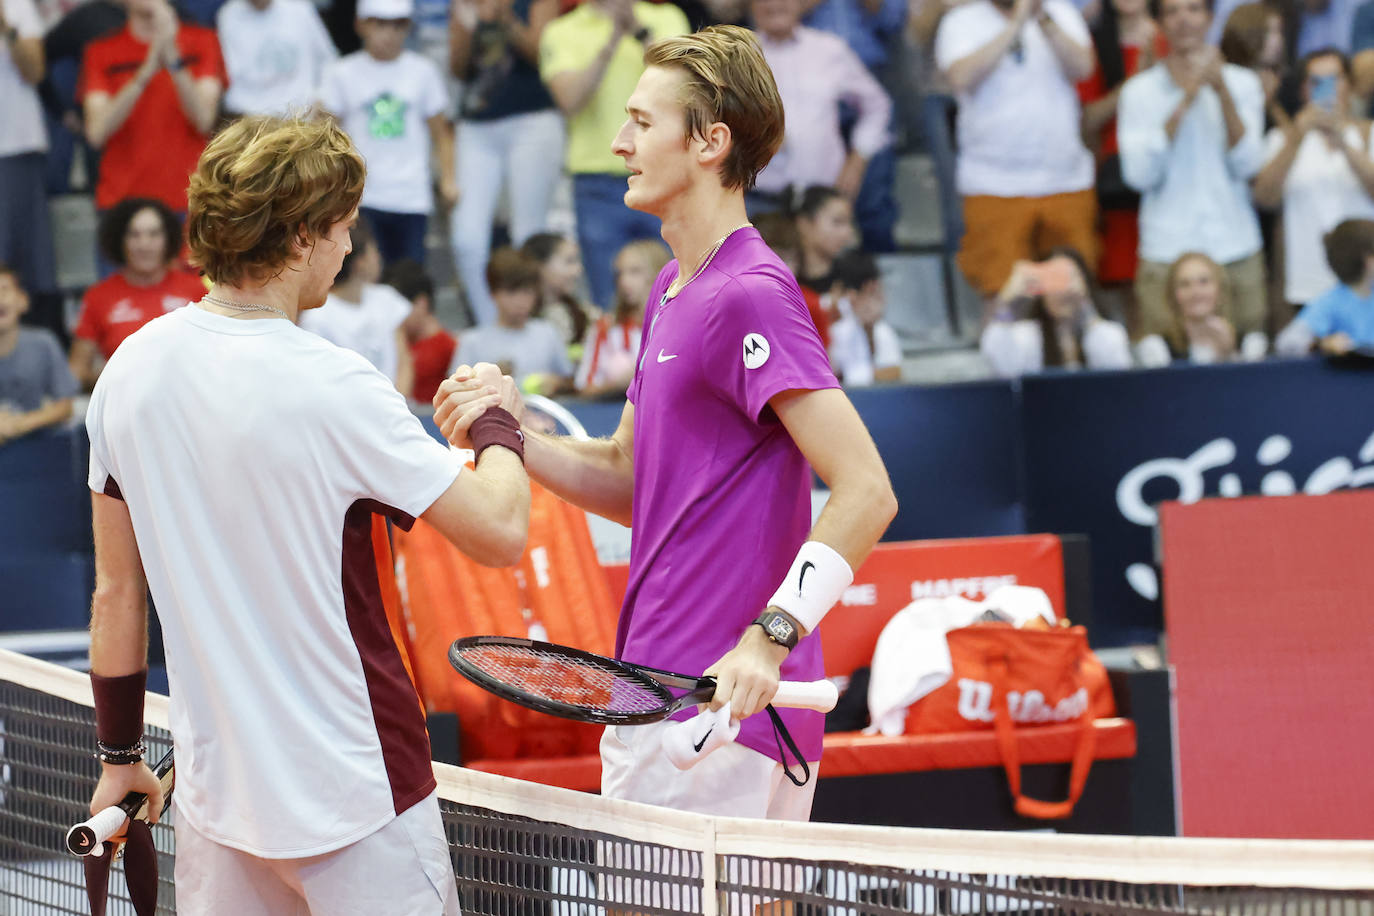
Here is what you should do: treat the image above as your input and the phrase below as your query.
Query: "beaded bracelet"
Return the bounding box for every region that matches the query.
[95,738,146,765]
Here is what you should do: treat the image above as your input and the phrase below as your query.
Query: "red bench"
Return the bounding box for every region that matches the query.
[391,527,1135,800]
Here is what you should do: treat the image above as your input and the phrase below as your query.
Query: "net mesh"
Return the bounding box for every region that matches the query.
[4,649,1373,916]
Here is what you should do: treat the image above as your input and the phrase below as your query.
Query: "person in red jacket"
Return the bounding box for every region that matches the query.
[70,198,207,390]
[80,0,224,216]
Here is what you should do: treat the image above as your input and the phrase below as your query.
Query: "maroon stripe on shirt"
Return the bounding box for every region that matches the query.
[103,476,123,500]
[340,499,434,815]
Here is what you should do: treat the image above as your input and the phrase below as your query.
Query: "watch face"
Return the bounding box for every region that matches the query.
[766,616,795,643]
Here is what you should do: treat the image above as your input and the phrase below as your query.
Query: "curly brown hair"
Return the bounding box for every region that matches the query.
[643,25,785,191]
[186,116,366,286]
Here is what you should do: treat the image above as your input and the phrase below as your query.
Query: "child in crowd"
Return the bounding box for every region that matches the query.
[793,185,856,304]
[298,219,414,395]
[576,239,670,398]
[383,259,455,404]
[0,265,78,446]
[452,247,573,395]
[69,198,207,390]
[1136,252,1237,366]
[754,212,830,349]
[317,0,455,264]
[827,251,902,386]
[523,232,595,366]
[1276,219,1374,356]
[981,247,1133,377]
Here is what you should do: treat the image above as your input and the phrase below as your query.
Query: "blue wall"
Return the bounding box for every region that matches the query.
[8,357,1372,647]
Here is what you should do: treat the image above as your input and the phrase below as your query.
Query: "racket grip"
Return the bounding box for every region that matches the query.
[66,804,131,856]
[773,679,839,713]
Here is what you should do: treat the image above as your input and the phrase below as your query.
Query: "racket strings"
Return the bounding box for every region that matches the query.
[460,645,669,714]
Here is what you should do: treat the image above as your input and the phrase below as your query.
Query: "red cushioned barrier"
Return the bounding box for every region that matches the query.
[465,718,1136,792]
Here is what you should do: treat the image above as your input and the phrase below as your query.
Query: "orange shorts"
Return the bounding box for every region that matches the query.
[957,189,1100,296]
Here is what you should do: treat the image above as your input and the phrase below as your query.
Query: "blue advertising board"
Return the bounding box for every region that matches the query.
[1019,358,1374,646]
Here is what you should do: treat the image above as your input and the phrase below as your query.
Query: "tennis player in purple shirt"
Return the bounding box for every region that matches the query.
[436,25,896,821]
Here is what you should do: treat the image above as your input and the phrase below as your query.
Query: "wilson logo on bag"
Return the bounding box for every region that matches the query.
[908,622,1115,819]
[956,680,1091,724]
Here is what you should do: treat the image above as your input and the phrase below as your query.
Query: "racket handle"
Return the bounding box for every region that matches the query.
[773,679,839,713]
[66,803,132,856]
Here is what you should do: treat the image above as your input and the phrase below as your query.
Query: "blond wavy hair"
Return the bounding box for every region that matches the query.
[643,26,784,191]
[187,116,366,286]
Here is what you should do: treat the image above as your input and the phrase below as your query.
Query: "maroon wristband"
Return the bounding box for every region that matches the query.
[470,407,525,464]
[91,669,147,749]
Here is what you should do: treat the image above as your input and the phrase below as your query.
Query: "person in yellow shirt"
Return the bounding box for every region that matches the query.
[539,0,688,308]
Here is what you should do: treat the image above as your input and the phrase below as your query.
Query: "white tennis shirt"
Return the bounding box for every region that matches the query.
[86,305,462,858]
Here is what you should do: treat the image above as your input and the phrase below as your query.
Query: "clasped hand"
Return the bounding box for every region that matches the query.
[432,362,523,450]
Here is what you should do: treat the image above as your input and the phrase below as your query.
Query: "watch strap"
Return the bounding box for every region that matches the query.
[752,609,801,651]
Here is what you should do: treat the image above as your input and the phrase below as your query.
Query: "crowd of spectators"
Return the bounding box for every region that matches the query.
[2,0,1374,448]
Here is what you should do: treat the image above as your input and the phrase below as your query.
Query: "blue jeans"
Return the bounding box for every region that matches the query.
[572,173,662,310]
[1,153,57,294]
[361,207,429,265]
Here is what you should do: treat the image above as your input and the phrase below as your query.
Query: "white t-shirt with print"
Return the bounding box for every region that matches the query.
[318,50,448,214]
[86,306,462,857]
[0,0,48,157]
[934,0,1094,197]
[218,0,338,116]
[298,283,412,383]
[1263,122,1374,305]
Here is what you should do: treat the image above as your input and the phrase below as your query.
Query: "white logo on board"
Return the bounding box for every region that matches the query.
[742,333,770,369]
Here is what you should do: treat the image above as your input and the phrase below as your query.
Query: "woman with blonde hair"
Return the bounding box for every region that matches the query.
[575,239,670,397]
[1136,252,1238,365]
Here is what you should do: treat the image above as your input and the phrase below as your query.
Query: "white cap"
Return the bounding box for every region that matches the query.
[357,0,414,19]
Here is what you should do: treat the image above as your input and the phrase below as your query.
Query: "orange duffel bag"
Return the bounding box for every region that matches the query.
[906,622,1115,819]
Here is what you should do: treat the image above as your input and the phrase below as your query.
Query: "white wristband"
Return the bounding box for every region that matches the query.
[766,541,853,634]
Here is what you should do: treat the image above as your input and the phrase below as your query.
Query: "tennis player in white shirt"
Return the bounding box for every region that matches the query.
[84,115,529,915]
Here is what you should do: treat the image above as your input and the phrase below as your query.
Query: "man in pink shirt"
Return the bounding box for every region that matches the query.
[436,25,896,821]
[750,0,892,207]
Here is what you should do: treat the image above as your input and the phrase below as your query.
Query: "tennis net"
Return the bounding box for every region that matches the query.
[3,647,1372,916]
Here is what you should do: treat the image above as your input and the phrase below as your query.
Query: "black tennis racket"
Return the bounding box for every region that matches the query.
[448,635,838,726]
[66,748,175,857]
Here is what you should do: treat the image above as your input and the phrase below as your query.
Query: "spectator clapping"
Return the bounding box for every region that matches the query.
[1136,252,1238,365]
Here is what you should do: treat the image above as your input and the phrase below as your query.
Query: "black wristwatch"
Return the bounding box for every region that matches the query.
[752,609,800,651]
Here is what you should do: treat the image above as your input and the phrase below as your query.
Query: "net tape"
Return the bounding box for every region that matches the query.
[3,649,1372,916]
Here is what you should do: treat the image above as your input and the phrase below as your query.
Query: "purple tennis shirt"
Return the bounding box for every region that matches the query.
[619,227,840,763]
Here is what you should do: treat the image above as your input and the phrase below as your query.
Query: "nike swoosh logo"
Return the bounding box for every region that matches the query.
[798,560,815,592]
[657,350,679,363]
[693,726,714,753]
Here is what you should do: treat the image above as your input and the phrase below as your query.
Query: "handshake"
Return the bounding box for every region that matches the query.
[432,362,524,451]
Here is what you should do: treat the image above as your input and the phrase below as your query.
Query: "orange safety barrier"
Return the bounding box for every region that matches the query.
[391,480,617,762]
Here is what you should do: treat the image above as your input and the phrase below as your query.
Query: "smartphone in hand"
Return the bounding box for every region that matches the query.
[1311,74,1338,111]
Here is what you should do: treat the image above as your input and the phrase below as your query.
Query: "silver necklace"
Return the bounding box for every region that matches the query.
[664,223,751,302]
[202,293,291,321]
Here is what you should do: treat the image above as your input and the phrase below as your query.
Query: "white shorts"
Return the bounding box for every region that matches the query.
[600,720,818,819]
[598,722,820,913]
[174,792,460,916]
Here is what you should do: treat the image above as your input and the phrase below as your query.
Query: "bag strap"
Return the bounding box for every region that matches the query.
[986,653,1098,820]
